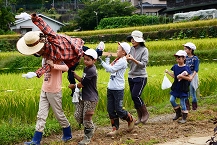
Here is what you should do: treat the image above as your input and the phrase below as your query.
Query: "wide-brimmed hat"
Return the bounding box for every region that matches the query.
[118,42,131,54]
[16,31,45,55]
[126,30,145,42]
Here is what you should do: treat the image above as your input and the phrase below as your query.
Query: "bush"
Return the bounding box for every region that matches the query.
[0,40,15,52]
[97,15,172,30]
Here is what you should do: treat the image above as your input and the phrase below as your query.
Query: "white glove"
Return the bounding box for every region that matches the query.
[22,72,37,79]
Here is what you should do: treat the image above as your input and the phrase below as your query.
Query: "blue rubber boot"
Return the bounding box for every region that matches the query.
[24,131,43,145]
[62,126,72,142]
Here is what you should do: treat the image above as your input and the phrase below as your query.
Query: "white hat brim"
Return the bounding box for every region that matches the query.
[16,31,45,55]
[132,36,145,42]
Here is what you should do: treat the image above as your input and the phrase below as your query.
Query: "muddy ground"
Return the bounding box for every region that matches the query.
[18,108,217,145]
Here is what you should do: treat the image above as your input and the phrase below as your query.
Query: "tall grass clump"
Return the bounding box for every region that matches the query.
[64,19,217,37]
[0,63,217,144]
[1,63,217,123]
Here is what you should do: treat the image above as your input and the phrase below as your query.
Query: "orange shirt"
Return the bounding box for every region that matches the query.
[42,63,68,93]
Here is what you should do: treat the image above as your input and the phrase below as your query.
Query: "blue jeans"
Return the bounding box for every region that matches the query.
[107,89,127,119]
[128,77,147,109]
[170,95,188,111]
[189,84,197,103]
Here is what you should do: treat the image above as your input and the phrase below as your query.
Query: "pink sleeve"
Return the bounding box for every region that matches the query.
[53,64,69,72]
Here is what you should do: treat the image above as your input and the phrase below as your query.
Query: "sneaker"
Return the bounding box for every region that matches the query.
[96,41,105,51]
[106,127,119,137]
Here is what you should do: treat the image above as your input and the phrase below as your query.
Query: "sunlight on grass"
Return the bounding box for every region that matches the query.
[0,63,217,144]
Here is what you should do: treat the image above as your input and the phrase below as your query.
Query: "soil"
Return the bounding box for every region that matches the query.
[18,109,217,145]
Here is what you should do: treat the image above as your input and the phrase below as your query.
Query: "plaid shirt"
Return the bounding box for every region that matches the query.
[33,15,84,78]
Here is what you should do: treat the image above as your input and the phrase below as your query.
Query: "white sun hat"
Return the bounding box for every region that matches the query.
[84,49,98,59]
[126,30,145,42]
[183,42,196,50]
[16,31,45,55]
[118,42,131,54]
[174,50,187,57]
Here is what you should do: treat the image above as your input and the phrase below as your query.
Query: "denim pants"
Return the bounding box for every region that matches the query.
[128,77,147,109]
[107,89,127,119]
[189,84,197,103]
[170,95,188,111]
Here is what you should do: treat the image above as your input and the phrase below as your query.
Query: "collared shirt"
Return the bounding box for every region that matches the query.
[33,16,84,77]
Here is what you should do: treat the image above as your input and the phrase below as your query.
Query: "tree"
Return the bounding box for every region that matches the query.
[76,0,136,30]
[0,2,15,34]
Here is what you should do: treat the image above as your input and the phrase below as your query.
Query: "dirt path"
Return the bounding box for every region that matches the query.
[18,112,217,145]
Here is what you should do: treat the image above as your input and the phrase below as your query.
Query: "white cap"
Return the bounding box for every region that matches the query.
[127,30,145,42]
[118,42,131,54]
[84,49,98,59]
[174,50,187,57]
[183,42,196,50]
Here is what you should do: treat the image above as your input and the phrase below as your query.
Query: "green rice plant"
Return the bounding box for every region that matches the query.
[64,19,217,37]
[83,38,217,54]
[1,63,217,123]
[0,63,217,144]
[1,38,217,71]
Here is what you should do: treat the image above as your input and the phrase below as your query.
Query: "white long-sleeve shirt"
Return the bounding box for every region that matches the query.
[101,57,127,90]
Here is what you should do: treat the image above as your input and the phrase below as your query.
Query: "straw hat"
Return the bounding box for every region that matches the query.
[16,31,45,55]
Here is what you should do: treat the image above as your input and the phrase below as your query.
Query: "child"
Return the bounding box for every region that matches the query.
[165,50,191,124]
[183,42,199,110]
[68,49,98,145]
[98,42,135,136]
[24,59,72,145]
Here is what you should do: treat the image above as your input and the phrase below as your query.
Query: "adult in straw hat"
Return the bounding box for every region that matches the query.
[17,13,105,95]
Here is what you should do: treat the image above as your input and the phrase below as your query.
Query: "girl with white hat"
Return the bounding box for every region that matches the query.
[165,50,191,123]
[183,42,199,110]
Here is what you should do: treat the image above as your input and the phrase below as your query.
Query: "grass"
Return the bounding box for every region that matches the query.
[63,19,217,37]
[1,62,217,144]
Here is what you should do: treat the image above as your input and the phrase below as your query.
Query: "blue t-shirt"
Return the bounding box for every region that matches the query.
[170,64,191,98]
[186,55,199,73]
